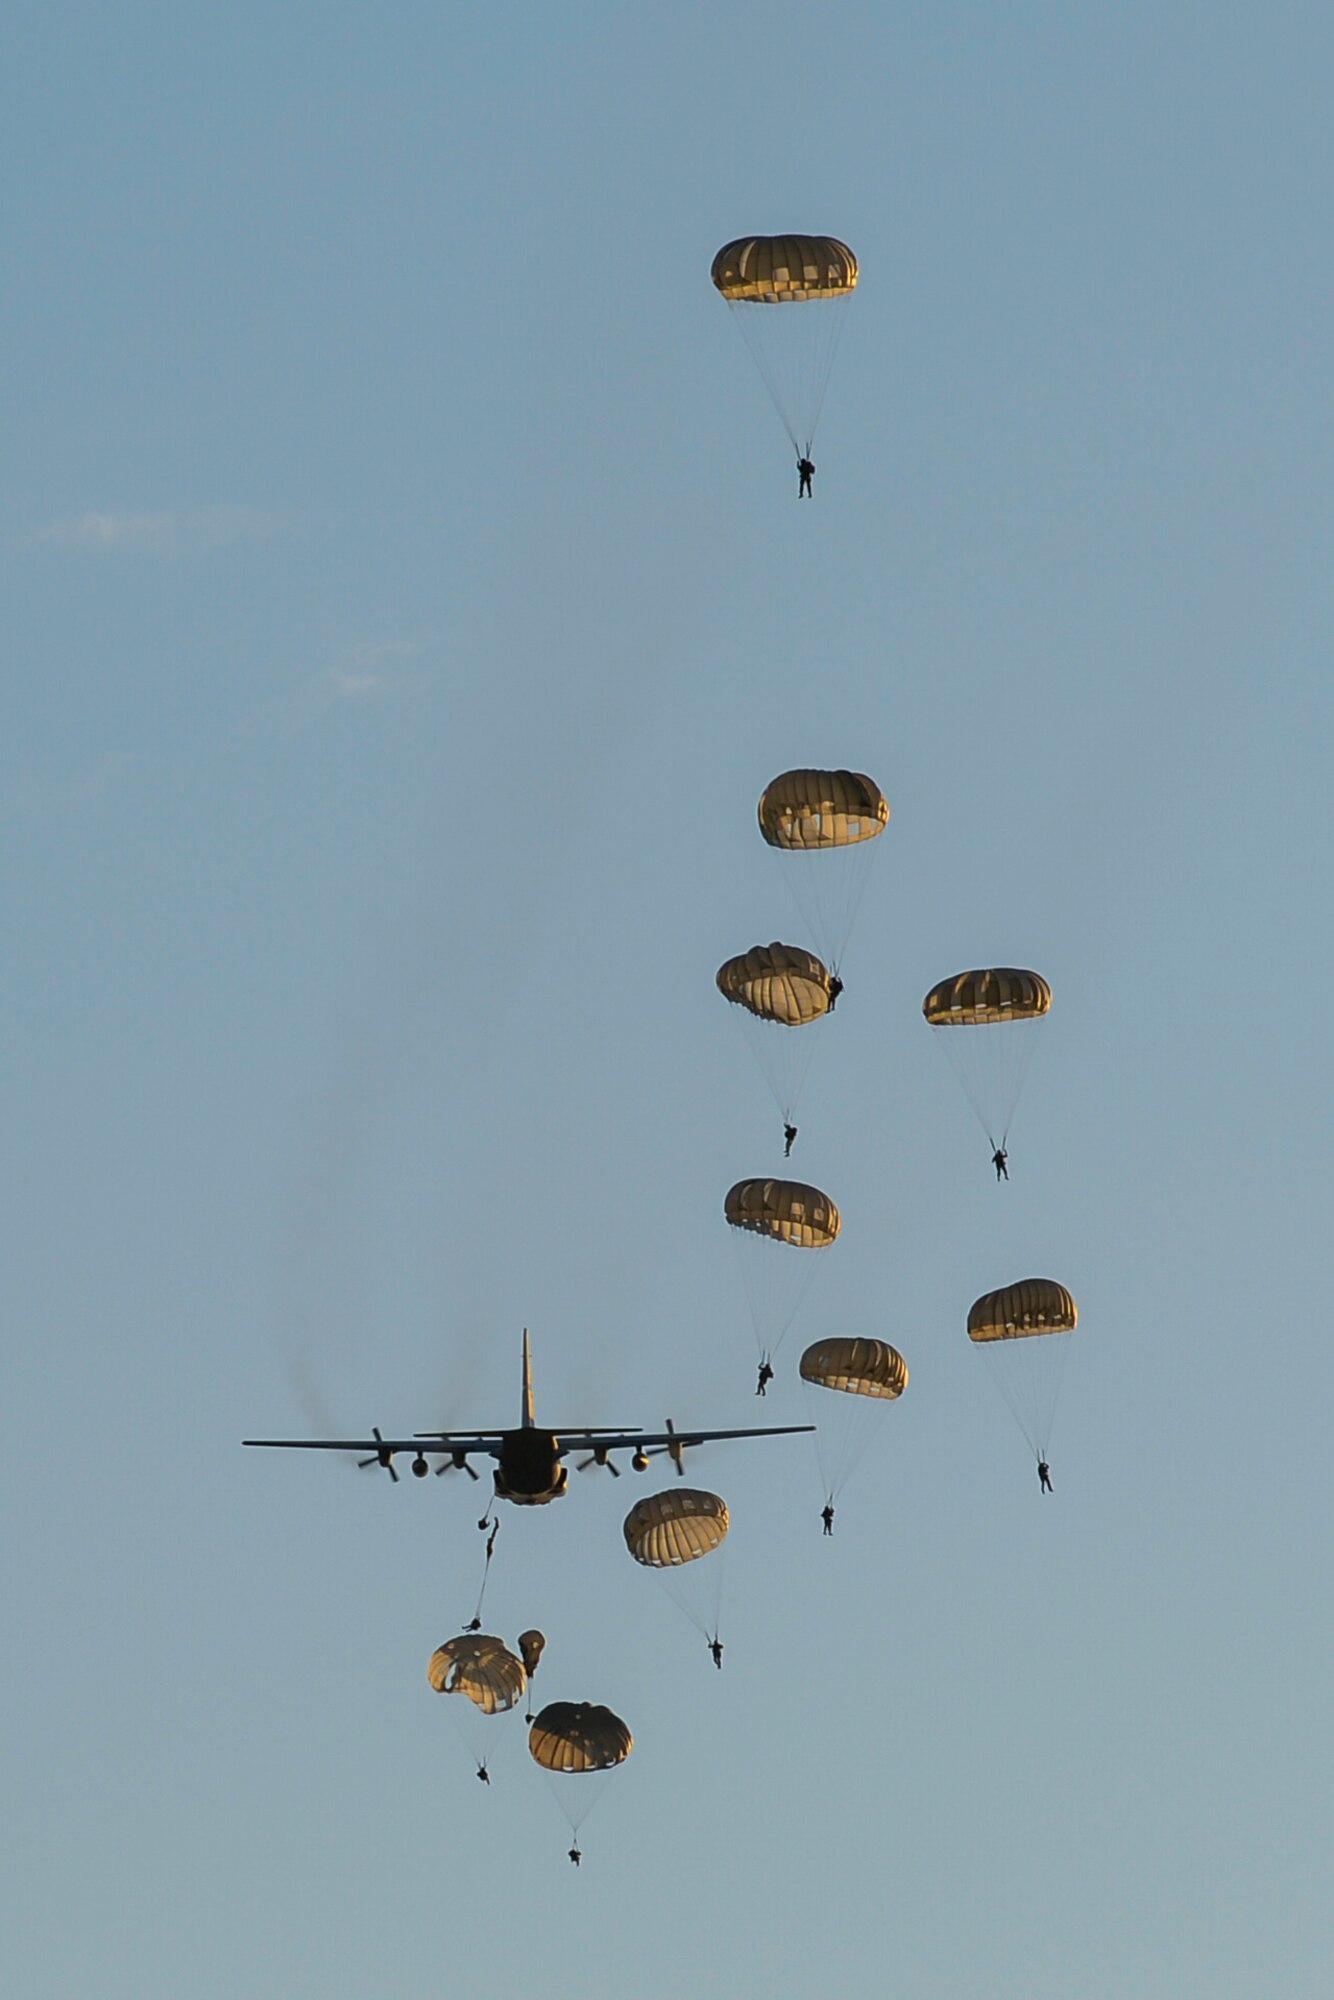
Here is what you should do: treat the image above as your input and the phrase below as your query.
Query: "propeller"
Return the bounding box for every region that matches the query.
[576,1445,621,1477]
[647,1418,687,1477]
[358,1428,398,1482]
[435,1448,480,1481]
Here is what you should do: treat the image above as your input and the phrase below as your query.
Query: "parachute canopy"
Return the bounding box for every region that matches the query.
[427,1634,527,1715]
[716,942,831,1026]
[758,770,888,852]
[623,1489,729,1568]
[923,969,1052,1026]
[711,236,858,302]
[518,1630,545,1679]
[529,1703,633,1775]
[800,1336,908,1399]
[725,1177,840,1249]
[968,1280,1077,1342]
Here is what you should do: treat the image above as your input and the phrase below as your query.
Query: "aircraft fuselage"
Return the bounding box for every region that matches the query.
[493,1427,569,1505]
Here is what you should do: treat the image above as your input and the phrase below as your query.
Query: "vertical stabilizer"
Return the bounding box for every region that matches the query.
[521,1329,534,1428]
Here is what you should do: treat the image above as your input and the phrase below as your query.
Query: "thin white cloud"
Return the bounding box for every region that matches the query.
[327,641,420,698]
[46,510,178,550]
[329,668,387,699]
[34,506,273,553]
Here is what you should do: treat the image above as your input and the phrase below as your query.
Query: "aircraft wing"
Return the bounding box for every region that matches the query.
[554,1424,813,1451]
[243,1434,505,1456]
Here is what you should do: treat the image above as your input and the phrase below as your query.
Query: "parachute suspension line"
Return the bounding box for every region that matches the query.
[977,1329,1072,1463]
[735,1008,827,1132]
[731,304,801,452]
[727,291,853,456]
[799,292,851,453]
[468,1517,501,1630]
[932,1015,1043,1154]
[772,842,879,982]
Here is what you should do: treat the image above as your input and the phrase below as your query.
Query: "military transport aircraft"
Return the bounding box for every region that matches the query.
[244,1331,812,1506]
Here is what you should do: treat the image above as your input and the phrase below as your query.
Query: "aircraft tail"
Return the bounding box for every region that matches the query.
[521,1329,534,1428]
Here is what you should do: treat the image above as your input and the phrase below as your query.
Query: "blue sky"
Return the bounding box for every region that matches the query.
[4,5,1332,1995]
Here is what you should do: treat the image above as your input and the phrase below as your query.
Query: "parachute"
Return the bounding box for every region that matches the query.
[529,1701,633,1774]
[623,1488,729,1566]
[724,1176,840,1248]
[712,235,857,455]
[427,1633,527,1715]
[800,1337,908,1502]
[725,1178,840,1371]
[717,942,832,1135]
[427,1634,528,1781]
[923,969,1051,1154]
[758,770,888,975]
[529,1701,633,1849]
[518,1629,546,1721]
[968,1279,1076,1462]
[624,1489,729,1650]
[717,941,830,1024]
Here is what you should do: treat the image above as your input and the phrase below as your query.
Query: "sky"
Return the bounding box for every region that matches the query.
[4,4,1333,1995]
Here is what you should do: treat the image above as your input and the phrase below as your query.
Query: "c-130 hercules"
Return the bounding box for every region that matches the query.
[245,1331,812,1506]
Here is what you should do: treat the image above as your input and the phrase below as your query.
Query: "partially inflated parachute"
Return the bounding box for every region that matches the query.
[427,1634,526,1715]
[712,236,857,454]
[968,1279,1076,1464]
[800,1337,908,1502]
[924,968,1051,1157]
[518,1629,546,1721]
[758,770,888,975]
[428,1633,527,1780]
[717,942,831,1025]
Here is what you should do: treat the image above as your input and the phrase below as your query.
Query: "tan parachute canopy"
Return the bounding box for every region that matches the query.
[968,1280,1077,1343]
[716,942,831,1025]
[518,1630,545,1679]
[529,1703,633,1774]
[711,236,858,302]
[923,970,1052,1026]
[800,1337,908,1399]
[623,1489,729,1568]
[724,1178,840,1248]
[758,770,888,852]
[427,1634,527,1714]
